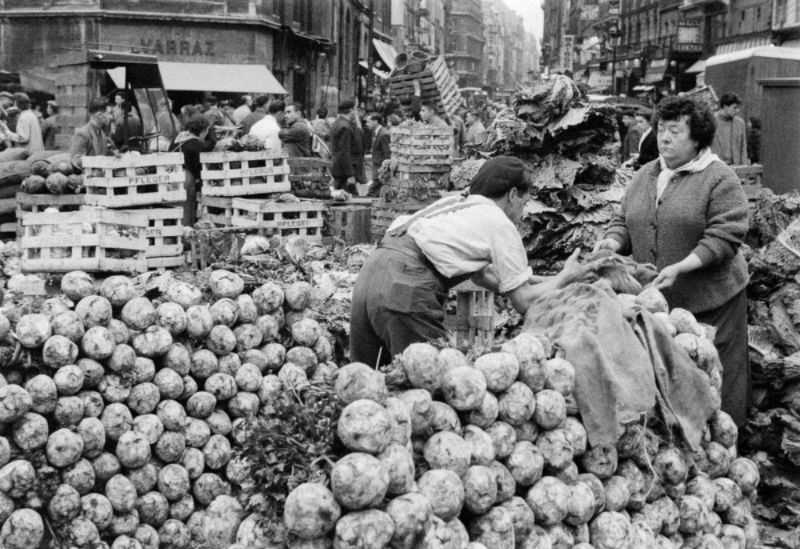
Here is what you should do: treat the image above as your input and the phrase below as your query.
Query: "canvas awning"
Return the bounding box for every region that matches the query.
[705,46,800,68]
[686,59,706,74]
[107,62,287,94]
[643,59,668,83]
[372,38,398,71]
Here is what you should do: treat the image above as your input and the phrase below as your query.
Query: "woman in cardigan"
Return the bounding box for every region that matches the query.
[595,96,751,426]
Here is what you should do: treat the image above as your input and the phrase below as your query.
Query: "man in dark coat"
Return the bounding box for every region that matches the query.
[278,103,312,157]
[331,99,356,193]
[366,112,391,197]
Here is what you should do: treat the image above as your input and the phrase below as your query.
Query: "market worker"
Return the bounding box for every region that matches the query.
[350,156,583,367]
[420,101,449,128]
[596,96,750,426]
[69,98,115,169]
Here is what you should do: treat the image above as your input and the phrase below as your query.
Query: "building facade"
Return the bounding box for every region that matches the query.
[391,0,447,56]
[0,0,399,124]
[445,0,485,87]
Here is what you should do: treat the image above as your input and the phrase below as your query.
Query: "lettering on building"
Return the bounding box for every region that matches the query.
[131,39,216,57]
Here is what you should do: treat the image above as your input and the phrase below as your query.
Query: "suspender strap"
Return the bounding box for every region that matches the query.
[387,193,480,238]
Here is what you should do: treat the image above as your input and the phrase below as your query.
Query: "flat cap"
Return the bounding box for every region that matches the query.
[469,156,529,198]
[0,91,13,99]
[338,99,355,112]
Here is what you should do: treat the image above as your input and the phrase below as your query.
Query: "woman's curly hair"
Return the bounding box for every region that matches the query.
[656,96,717,150]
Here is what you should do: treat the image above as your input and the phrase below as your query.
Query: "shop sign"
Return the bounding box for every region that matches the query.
[131,39,216,57]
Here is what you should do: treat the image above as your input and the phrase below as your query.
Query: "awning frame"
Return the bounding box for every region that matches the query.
[372,38,398,72]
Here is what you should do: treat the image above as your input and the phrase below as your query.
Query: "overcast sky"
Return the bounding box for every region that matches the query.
[500,0,543,39]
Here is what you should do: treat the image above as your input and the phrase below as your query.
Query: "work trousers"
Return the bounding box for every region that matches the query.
[350,238,447,367]
[696,289,751,427]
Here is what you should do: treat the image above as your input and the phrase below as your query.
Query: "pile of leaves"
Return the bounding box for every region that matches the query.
[520,155,631,273]
[237,382,344,543]
[741,188,800,531]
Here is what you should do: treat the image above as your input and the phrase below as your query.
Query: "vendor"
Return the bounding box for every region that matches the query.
[69,98,115,169]
[350,156,583,366]
[596,96,750,426]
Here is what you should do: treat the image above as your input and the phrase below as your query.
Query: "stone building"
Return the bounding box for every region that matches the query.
[445,0,485,87]
[0,0,396,136]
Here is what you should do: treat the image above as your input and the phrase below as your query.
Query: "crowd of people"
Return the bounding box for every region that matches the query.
[617,91,757,170]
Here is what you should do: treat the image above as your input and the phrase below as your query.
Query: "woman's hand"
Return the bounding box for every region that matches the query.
[653,253,704,290]
[653,264,682,289]
[593,238,621,253]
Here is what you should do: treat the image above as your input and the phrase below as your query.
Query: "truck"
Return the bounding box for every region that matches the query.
[50,49,175,151]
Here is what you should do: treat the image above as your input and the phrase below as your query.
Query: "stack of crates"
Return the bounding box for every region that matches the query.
[371,122,454,241]
[199,150,327,242]
[81,153,187,270]
[20,207,148,274]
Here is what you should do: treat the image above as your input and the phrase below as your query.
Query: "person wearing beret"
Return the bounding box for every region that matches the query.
[350,156,584,366]
[596,96,751,426]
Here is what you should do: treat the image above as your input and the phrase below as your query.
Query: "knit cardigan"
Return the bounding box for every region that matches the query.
[605,158,749,313]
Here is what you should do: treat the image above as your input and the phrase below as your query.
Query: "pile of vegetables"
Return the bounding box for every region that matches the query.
[284,286,761,548]
[0,269,338,548]
[22,156,83,195]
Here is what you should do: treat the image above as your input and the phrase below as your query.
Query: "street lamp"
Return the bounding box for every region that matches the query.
[608,22,621,95]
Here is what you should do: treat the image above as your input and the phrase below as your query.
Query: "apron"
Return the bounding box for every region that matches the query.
[350,195,484,365]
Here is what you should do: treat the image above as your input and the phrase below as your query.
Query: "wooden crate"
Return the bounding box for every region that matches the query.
[451,281,494,351]
[199,196,234,227]
[231,198,326,241]
[388,55,464,120]
[371,200,432,241]
[288,157,332,199]
[82,153,186,208]
[326,203,372,244]
[201,151,291,197]
[120,207,184,260]
[17,192,86,216]
[20,207,148,273]
[0,222,15,241]
[147,255,187,270]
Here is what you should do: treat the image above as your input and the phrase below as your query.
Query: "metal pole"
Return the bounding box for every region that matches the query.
[366,0,375,108]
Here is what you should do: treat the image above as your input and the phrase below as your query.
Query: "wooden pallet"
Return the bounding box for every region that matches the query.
[231,198,326,241]
[82,153,186,208]
[326,203,372,244]
[201,151,291,197]
[199,195,234,227]
[288,157,332,199]
[20,207,148,273]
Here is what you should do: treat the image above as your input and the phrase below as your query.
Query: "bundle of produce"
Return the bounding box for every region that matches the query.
[518,153,627,272]
[283,283,760,548]
[449,159,486,190]
[738,190,800,530]
[211,134,266,153]
[0,268,342,549]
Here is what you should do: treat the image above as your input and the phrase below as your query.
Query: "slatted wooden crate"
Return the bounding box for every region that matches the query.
[389,55,464,120]
[119,207,185,268]
[201,151,291,197]
[391,125,453,176]
[82,153,186,208]
[16,192,86,216]
[287,157,332,199]
[449,281,494,352]
[199,196,234,227]
[326,202,372,244]
[20,207,148,273]
[231,198,326,241]
[371,200,433,241]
